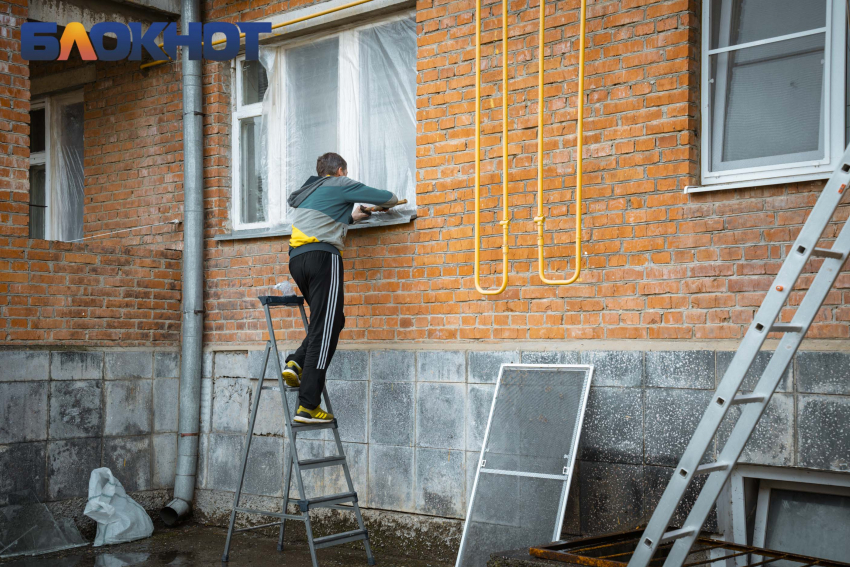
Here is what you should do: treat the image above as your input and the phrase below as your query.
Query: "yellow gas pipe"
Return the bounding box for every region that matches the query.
[473,0,510,295]
[535,0,585,285]
[473,0,586,294]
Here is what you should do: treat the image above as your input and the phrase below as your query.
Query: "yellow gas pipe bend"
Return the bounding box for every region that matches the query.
[534,0,586,285]
[473,0,510,295]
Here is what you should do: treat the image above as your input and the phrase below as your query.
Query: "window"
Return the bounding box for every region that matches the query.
[753,481,850,565]
[29,91,85,241]
[231,12,416,232]
[729,465,850,565]
[698,0,846,190]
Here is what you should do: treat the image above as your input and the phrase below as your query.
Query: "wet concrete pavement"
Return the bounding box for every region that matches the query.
[0,523,453,567]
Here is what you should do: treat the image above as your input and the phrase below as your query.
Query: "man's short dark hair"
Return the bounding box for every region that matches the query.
[317,153,347,176]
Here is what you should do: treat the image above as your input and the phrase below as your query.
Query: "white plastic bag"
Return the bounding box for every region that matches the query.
[83,468,153,547]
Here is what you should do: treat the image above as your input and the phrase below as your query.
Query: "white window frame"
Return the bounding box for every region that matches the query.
[690,0,847,193]
[729,464,850,565]
[231,58,273,232]
[30,90,85,240]
[30,99,49,239]
[230,10,415,231]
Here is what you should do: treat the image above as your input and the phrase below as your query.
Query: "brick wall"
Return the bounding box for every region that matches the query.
[0,0,29,238]
[83,59,185,248]
[199,0,850,346]
[0,238,181,345]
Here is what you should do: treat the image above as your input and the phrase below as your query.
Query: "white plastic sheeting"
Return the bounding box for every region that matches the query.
[256,12,416,226]
[83,468,153,547]
[49,95,85,242]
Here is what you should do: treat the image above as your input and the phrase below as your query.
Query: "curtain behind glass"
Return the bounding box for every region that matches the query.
[50,99,84,241]
[285,38,340,206]
[358,17,416,209]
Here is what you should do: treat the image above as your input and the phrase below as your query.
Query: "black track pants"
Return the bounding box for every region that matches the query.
[286,250,345,410]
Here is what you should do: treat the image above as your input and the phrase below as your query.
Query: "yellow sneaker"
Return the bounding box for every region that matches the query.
[293,405,334,424]
[282,361,302,388]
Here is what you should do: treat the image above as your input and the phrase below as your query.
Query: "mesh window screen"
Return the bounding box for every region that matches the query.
[456,365,593,567]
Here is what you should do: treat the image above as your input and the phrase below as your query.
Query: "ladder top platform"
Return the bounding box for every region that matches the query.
[259,295,304,306]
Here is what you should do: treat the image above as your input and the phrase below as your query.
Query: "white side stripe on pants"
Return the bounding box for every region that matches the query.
[318,255,338,370]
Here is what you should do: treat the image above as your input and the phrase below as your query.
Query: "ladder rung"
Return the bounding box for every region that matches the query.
[769,323,803,333]
[234,520,283,533]
[695,462,729,475]
[291,419,337,432]
[304,491,357,510]
[811,247,845,260]
[298,455,346,470]
[312,529,367,549]
[731,393,766,405]
[658,527,694,545]
[234,507,303,521]
[261,386,280,391]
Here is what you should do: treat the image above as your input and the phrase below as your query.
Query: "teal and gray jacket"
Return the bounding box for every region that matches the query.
[287,175,398,258]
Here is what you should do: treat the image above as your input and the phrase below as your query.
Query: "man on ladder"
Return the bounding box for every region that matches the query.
[282,152,400,424]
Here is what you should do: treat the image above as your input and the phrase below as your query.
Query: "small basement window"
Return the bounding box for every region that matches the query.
[29,91,85,241]
[229,10,416,235]
[694,0,847,191]
[729,465,850,565]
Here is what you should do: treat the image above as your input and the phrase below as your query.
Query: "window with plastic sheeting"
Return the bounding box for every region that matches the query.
[28,91,85,241]
[230,12,416,233]
[697,0,847,191]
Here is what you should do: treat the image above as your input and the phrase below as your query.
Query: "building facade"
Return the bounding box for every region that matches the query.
[1,0,849,556]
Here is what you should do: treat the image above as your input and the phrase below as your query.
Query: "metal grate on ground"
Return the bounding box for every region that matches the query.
[528,529,850,567]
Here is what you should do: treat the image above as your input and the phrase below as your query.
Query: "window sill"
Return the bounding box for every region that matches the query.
[685,171,833,194]
[213,210,416,241]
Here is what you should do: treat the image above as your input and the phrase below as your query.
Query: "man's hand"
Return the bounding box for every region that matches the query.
[351,205,372,223]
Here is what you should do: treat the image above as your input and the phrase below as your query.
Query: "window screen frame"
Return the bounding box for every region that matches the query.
[229,10,416,232]
[697,0,847,192]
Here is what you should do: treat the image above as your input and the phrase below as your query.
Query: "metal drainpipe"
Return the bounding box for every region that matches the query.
[161,0,204,526]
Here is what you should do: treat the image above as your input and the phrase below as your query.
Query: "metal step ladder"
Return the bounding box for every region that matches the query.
[222,295,375,566]
[629,149,850,567]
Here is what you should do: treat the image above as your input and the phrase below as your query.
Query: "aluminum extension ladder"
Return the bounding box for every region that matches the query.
[222,295,375,566]
[629,149,850,567]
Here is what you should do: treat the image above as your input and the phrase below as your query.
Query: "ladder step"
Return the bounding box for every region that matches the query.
[811,247,845,260]
[291,419,337,433]
[312,529,368,549]
[769,323,803,333]
[658,528,694,545]
[298,455,346,470]
[234,507,303,521]
[303,491,358,510]
[695,462,729,475]
[730,393,766,405]
[261,385,280,391]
